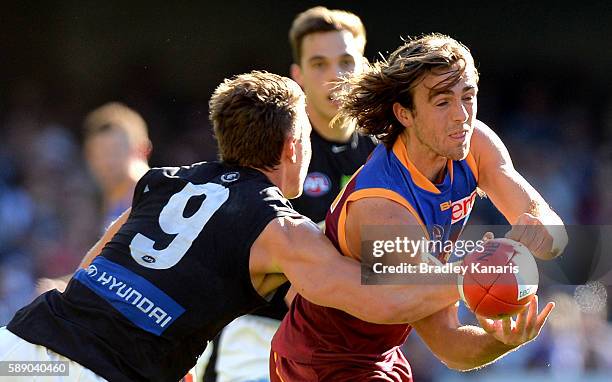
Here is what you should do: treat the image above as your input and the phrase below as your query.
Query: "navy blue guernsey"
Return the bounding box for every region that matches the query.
[291,129,377,223]
[8,162,300,382]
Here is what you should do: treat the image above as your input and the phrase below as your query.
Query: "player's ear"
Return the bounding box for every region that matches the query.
[393,102,414,128]
[283,136,299,164]
[290,64,303,87]
[135,140,153,160]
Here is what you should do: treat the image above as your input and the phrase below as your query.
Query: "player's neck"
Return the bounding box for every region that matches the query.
[308,107,354,143]
[128,159,149,183]
[255,166,286,194]
[402,134,448,184]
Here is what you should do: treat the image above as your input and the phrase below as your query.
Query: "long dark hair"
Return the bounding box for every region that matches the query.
[336,33,479,147]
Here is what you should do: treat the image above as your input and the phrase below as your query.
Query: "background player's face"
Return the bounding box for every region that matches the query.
[406,64,478,161]
[84,129,132,190]
[292,30,364,125]
[287,105,312,198]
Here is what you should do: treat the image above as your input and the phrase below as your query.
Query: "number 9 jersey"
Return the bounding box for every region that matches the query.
[7,162,302,382]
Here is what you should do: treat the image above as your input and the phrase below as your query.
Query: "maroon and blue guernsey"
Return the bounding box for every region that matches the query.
[272,137,479,381]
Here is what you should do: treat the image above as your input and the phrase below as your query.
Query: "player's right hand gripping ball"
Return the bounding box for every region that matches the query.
[459,238,539,319]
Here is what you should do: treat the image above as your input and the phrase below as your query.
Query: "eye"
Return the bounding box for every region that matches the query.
[435,101,449,107]
[339,58,355,70]
[311,61,326,70]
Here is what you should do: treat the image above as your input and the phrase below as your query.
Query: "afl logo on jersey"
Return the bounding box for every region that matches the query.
[304,172,331,197]
[142,255,156,264]
[87,265,98,277]
[221,172,240,183]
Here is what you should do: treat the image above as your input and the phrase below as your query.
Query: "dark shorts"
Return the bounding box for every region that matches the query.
[270,350,412,382]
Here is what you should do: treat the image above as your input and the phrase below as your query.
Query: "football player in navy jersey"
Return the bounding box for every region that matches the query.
[199,8,378,381]
[1,71,469,382]
[289,6,377,223]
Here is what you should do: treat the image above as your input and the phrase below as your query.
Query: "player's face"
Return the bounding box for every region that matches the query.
[407,65,478,161]
[293,30,364,125]
[287,106,312,199]
[84,129,132,189]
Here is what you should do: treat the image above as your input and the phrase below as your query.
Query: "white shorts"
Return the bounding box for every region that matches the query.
[0,326,107,382]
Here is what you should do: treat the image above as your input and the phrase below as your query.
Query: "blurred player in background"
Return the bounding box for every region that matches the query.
[288,6,377,223]
[1,71,468,382]
[82,102,152,229]
[35,102,151,294]
[199,7,377,382]
[271,34,568,381]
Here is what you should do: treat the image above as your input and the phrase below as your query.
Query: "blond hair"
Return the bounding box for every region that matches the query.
[83,102,151,152]
[209,71,305,170]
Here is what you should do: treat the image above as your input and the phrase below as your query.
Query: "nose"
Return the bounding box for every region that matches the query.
[452,101,469,123]
[329,63,345,81]
[324,68,344,93]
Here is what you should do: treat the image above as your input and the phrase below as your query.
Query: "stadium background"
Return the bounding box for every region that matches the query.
[1,1,611,381]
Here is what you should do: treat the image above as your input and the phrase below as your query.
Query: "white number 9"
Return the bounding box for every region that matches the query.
[130,182,229,269]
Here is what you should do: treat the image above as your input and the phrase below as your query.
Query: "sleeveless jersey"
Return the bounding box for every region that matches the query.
[8,162,300,382]
[272,138,479,369]
[291,129,377,223]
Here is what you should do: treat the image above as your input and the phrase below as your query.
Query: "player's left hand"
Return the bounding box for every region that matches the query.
[505,213,560,260]
[476,295,555,348]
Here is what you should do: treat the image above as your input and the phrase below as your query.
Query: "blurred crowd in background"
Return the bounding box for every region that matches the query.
[1,2,612,381]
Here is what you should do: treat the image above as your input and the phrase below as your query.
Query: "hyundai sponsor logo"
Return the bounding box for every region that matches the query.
[76,257,185,336]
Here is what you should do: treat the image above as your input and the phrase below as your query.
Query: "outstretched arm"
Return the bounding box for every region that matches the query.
[472,121,567,259]
[255,198,460,325]
[412,295,554,371]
